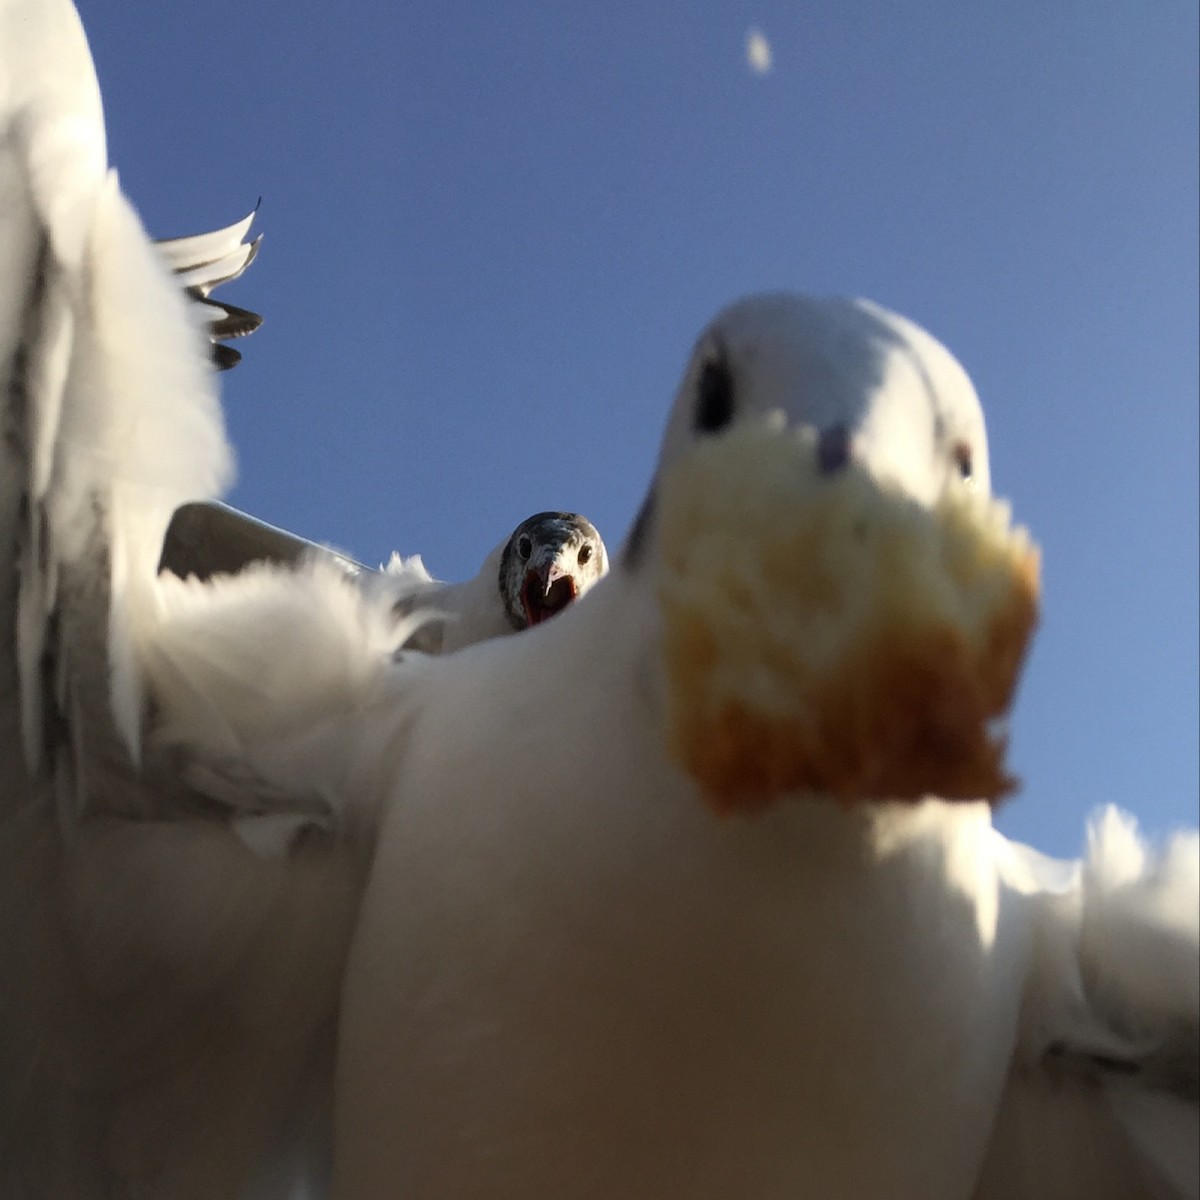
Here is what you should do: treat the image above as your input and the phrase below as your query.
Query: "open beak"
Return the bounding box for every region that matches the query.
[520,562,578,627]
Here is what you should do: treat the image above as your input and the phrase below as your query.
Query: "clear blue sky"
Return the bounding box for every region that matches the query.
[81,1,1197,857]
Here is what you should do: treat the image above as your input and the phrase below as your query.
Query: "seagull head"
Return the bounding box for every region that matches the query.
[622,293,1038,813]
[650,294,990,508]
[498,512,609,632]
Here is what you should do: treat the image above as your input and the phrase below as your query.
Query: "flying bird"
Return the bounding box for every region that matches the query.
[158,502,608,652]
[155,210,264,370]
[0,5,1195,1200]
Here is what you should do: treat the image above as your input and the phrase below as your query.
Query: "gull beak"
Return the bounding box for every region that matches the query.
[520,559,578,627]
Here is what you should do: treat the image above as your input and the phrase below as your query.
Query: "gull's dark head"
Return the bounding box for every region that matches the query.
[498,512,608,631]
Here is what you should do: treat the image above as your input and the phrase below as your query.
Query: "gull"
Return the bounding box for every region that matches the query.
[157,502,608,652]
[330,295,1198,1199]
[0,2,1194,1199]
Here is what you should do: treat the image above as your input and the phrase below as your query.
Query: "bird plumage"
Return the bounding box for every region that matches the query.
[332,297,1198,1199]
[160,498,367,582]
[155,209,264,370]
[0,4,347,1192]
[0,4,1194,1199]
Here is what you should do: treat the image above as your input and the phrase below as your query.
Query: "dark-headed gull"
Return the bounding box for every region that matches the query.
[389,511,609,653]
[158,502,607,652]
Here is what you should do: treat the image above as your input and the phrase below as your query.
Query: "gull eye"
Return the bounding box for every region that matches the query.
[952,440,974,481]
[577,543,593,565]
[694,355,736,434]
[517,535,533,561]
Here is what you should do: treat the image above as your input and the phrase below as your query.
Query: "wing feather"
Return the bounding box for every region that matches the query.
[978,812,1200,1199]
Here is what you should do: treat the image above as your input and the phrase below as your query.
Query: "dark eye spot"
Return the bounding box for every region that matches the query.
[577,543,592,565]
[816,423,852,475]
[517,536,533,560]
[694,355,735,434]
[953,440,973,481]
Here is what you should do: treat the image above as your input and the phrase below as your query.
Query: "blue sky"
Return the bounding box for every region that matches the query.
[81,1,1196,856]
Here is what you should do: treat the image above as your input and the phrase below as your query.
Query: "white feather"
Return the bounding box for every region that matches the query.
[153,208,258,274]
[976,811,1199,1200]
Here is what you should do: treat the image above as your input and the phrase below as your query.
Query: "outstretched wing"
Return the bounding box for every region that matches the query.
[0,6,377,1194]
[978,811,1199,1200]
[0,2,231,824]
[160,498,367,581]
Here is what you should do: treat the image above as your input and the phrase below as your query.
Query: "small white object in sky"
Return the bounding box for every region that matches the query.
[745,26,772,74]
